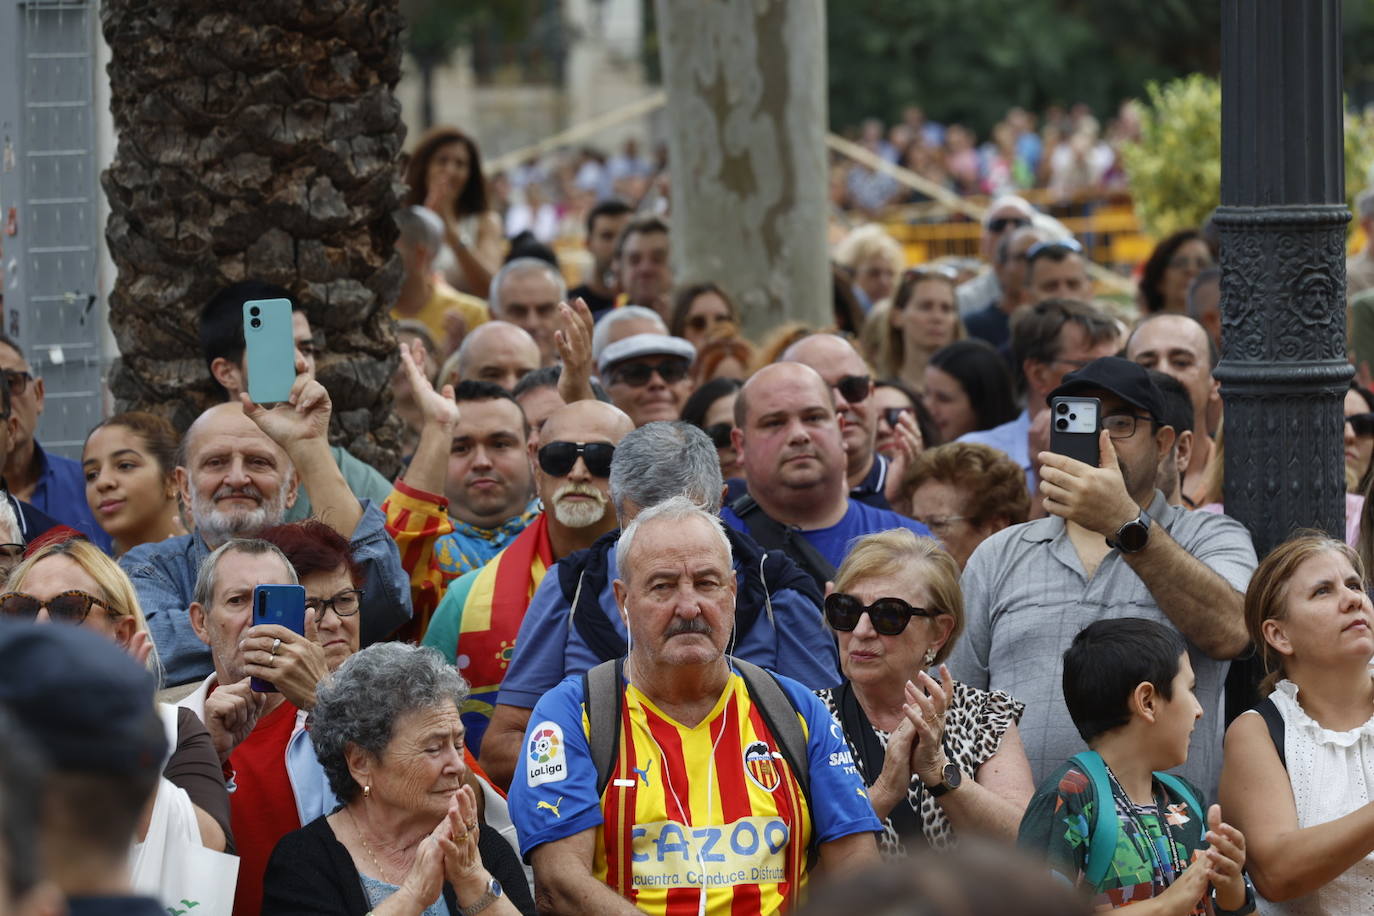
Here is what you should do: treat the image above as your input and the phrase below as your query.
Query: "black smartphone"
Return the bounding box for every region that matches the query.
[1049,396,1101,466]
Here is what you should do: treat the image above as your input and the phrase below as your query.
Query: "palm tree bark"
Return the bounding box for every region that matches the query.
[101,0,408,476]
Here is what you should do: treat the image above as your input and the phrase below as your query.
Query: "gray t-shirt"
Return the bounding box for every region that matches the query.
[948,491,1257,796]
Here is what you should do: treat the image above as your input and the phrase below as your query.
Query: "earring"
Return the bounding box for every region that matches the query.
[363,784,370,799]
[923,648,936,668]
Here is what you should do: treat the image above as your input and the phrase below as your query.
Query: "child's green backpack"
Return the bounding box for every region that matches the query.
[1071,750,1205,891]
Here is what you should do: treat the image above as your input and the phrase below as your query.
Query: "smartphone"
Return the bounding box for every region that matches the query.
[250,584,307,693]
[1049,396,1101,466]
[242,298,296,404]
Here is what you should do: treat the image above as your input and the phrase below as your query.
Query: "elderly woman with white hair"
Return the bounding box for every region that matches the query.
[263,643,534,915]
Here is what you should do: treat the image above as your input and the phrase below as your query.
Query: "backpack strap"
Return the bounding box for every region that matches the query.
[1153,773,1205,826]
[731,657,819,868]
[1070,750,1119,892]
[1253,696,1287,769]
[729,494,836,588]
[583,657,626,797]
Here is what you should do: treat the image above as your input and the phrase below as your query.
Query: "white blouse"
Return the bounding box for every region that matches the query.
[1258,678,1374,915]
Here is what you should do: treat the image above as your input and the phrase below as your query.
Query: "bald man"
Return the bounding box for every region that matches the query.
[119,388,410,686]
[457,320,541,392]
[421,399,634,750]
[783,333,891,507]
[724,362,928,588]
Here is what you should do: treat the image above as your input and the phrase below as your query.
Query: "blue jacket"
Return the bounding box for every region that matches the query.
[495,526,841,710]
[120,501,411,686]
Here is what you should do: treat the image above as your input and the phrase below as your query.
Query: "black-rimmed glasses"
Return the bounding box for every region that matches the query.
[610,358,690,388]
[305,589,362,619]
[1103,413,1155,440]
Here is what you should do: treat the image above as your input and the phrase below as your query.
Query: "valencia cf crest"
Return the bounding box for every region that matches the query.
[743,740,781,792]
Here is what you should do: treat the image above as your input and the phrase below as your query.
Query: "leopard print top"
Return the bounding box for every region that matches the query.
[819,681,1024,855]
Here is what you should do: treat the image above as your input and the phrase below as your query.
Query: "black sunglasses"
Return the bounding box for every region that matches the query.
[1349,412,1374,438]
[824,592,940,637]
[987,216,1031,233]
[538,441,616,477]
[703,423,733,449]
[831,374,871,404]
[0,590,108,624]
[610,358,689,388]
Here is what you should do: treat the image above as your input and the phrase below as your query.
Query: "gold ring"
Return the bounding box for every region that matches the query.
[271,638,281,657]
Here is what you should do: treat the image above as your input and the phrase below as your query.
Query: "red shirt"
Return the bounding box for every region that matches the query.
[227,698,301,916]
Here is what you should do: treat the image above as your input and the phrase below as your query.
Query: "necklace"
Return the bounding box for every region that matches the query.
[1105,767,1184,884]
[347,807,396,885]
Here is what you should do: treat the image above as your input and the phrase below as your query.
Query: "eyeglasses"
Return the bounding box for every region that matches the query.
[1103,413,1155,439]
[703,423,733,449]
[824,592,941,637]
[0,543,24,571]
[1026,238,1084,262]
[916,515,968,536]
[1,370,32,396]
[305,589,362,619]
[881,406,913,428]
[0,590,109,624]
[686,314,734,334]
[538,440,616,477]
[1348,412,1374,438]
[987,216,1031,233]
[831,374,871,404]
[609,358,689,388]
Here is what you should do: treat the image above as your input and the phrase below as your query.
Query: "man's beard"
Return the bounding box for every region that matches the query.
[191,482,289,546]
[550,482,609,529]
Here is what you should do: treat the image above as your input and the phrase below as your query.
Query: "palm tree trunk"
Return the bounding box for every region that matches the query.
[101,0,408,476]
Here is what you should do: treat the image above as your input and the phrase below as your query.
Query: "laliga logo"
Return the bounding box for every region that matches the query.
[527,721,568,787]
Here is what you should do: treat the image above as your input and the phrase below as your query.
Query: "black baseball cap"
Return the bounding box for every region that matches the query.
[0,622,166,776]
[1048,356,1166,423]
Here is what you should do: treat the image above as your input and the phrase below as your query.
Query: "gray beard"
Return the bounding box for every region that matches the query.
[191,489,289,547]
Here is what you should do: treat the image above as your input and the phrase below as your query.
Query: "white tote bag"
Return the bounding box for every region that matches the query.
[129,706,239,915]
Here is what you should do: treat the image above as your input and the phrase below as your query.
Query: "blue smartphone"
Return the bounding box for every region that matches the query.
[243,298,296,404]
[250,584,307,693]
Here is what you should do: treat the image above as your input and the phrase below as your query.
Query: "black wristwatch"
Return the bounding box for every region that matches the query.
[1107,507,1152,553]
[1212,876,1257,916]
[459,877,504,916]
[924,762,962,797]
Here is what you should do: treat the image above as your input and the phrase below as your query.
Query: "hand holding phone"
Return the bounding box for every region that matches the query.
[243,298,297,404]
[250,584,307,693]
[1048,396,1101,467]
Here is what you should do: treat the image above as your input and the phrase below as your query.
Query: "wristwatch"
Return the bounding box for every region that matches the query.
[459,877,504,916]
[1212,876,1257,916]
[1107,507,1152,553]
[924,762,963,797]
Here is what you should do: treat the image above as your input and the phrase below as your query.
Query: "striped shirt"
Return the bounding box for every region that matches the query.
[509,667,881,915]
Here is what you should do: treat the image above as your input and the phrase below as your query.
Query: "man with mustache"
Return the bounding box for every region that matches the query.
[508,496,881,914]
[480,420,840,791]
[417,396,634,751]
[724,362,929,590]
[120,372,411,686]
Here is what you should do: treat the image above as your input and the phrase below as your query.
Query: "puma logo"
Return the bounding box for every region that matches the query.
[537,796,564,818]
[631,759,653,786]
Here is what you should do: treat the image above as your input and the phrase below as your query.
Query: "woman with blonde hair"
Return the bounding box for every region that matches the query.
[3,535,233,883]
[818,528,1033,855]
[1219,532,1374,912]
[836,224,904,313]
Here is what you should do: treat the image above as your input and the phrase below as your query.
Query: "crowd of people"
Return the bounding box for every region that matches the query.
[1,113,1374,916]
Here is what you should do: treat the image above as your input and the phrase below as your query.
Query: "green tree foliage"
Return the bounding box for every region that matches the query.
[1117,75,1220,238]
[1120,73,1374,239]
[826,0,1220,132]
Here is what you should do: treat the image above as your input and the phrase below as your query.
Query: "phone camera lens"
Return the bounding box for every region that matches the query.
[249,306,261,317]
[1057,403,1069,415]
[1068,412,1077,421]
[1055,418,1069,430]
[250,318,262,328]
